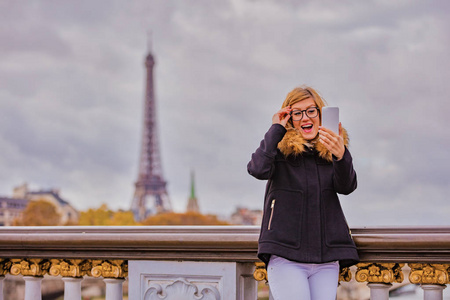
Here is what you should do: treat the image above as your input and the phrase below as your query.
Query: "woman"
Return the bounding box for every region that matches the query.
[247,86,359,300]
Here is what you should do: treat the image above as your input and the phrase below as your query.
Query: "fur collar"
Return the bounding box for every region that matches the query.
[277,127,349,161]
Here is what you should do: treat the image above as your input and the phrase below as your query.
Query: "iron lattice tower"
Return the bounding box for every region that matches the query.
[131,50,171,221]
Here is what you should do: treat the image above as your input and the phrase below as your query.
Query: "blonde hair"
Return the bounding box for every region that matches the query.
[281,85,327,110]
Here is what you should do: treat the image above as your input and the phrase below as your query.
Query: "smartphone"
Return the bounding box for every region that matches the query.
[321,107,339,134]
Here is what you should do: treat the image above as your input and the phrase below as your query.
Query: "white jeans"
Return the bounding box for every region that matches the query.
[267,255,339,300]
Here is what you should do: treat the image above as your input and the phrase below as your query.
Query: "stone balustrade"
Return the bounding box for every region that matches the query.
[0,226,450,299]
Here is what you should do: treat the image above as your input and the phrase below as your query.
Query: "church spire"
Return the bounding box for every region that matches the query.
[186,171,200,213]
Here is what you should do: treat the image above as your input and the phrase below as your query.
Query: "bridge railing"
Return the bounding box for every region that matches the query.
[1,226,450,300]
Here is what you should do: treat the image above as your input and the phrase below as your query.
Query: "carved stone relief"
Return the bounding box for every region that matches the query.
[144,277,220,300]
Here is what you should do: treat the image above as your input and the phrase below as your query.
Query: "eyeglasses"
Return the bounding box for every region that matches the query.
[290,107,319,121]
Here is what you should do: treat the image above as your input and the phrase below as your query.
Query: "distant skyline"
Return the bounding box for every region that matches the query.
[1,1,449,226]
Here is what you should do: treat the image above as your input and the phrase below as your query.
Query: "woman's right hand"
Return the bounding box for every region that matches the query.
[272,106,292,128]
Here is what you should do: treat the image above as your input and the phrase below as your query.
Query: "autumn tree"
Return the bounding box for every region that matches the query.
[78,204,112,225]
[140,212,229,226]
[78,204,137,226]
[14,199,61,226]
[110,210,137,226]
[78,205,228,226]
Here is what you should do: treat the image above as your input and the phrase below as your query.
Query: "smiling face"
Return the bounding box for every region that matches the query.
[291,97,320,141]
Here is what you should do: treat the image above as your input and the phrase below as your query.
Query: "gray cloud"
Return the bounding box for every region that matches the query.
[0,0,449,226]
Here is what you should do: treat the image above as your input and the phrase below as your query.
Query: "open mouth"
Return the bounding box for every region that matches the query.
[301,124,314,132]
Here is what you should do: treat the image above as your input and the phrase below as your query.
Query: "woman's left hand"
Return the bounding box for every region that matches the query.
[319,123,345,160]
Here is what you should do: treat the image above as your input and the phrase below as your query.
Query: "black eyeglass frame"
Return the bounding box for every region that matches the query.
[290,107,320,121]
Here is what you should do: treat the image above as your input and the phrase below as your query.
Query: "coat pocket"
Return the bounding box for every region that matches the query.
[260,189,304,248]
[322,189,355,248]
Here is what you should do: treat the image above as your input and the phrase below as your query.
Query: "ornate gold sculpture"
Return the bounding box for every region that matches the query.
[339,267,352,282]
[0,259,12,276]
[9,259,51,277]
[355,263,404,284]
[91,259,127,279]
[409,263,449,285]
[253,262,352,283]
[253,262,267,282]
[0,258,128,279]
[49,259,92,278]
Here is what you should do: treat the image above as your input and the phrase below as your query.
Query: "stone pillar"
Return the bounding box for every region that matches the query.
[129,260,257,300]
[62,277,83,300]
[355,263,405,300]
[104,278,125,300]
[409,264,449,300]
[88,260,127,300]
[421,284,446,300]
[0,276,4,300]
[367,283,392,300]
[9,258,49,300]
[23,276,43,300]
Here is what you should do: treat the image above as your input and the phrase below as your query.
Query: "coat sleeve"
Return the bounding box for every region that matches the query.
[247,124,287,180]
[332,147,358,195]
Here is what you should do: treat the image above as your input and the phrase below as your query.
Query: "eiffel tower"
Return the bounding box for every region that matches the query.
[131,50,171,221]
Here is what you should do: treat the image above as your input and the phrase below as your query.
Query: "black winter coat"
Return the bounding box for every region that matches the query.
[247,124,359,268]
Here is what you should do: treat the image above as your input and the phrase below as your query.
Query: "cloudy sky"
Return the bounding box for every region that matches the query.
[1,1,449,227]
